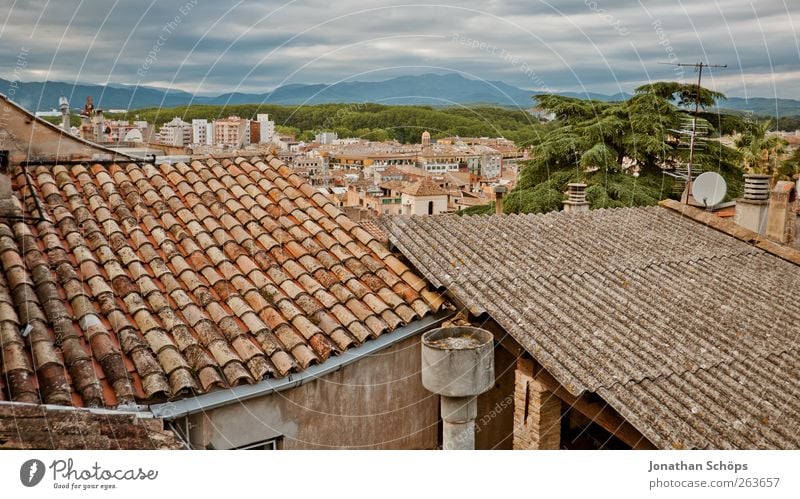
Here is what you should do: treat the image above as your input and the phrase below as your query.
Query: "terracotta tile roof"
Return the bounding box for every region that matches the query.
[383,207,800,449]
[0,402,182,449]
[0,155,441,408]
[378,181,406,193]
[442,171,473,187]
[401,179,448,197]
[358,220,388,244]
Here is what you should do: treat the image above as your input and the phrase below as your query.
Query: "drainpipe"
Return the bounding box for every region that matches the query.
[421,326,494,450]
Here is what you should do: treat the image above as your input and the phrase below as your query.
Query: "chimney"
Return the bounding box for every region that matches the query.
[94,109,105,142]
[0,151,13,214]
[79,113,92,140]
[743,174,771,201]
[58,95,70,132]
[563,183,589,213]
[421,326,495,450]
[765,180,796,244]
[734,174,771,234]
[493,184,507,214]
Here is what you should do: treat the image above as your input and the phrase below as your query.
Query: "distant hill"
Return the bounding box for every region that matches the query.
[0,79,196,111]
[0,74,538,110]
[2,73,798,116]
[715,96,800,117]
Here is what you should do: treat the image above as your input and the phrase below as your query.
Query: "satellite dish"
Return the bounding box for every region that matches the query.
[692,172,727,207]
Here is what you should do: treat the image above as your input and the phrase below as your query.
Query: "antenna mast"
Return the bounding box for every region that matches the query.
[661,61,727,203]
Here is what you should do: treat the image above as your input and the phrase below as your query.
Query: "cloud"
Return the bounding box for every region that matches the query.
[1,0,798,98]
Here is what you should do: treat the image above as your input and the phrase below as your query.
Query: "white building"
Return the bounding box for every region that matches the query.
[243,120,251,146]
[418,156,461,173]
[400,179,449,216]
[316,132,338,145]
[158,117,192,146]
[256,113,275,144]
[332,137,362,145]
[192,119,214,145]
[123,128,143,142]
[467,145,503,178]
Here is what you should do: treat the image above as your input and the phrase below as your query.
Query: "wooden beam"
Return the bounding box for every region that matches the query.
[532,365,655,450]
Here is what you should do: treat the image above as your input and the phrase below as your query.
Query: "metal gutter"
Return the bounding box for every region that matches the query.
[0,400,153,418]
[149,309,454,419]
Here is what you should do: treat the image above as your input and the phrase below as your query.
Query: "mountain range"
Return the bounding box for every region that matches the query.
[2,73,798,117]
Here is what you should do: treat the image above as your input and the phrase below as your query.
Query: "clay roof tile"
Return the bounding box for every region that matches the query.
[0,154,439,407]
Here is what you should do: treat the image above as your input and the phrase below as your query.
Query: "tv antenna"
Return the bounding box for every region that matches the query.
[659,61,727,203]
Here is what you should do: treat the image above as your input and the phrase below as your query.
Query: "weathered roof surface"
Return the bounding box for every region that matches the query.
[442,171,472,187]
[358,219,389,244]
[0,155,440,408]
[401,179,448,197]
[0,402,182,449]
[384,206,800,449]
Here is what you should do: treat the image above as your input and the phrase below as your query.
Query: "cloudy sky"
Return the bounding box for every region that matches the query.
[1,0,798,98]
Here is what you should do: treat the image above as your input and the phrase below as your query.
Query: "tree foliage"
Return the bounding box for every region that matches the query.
[635,82,726,109]
[456,202,495,216]
[107,103,546,145]
[780,148,800,180]
[529,90,683,176]
[734,119,789,178]
[501,83,747,215]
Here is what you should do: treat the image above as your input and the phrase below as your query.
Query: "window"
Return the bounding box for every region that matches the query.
[427,200,434,215]
[234,437,282,450]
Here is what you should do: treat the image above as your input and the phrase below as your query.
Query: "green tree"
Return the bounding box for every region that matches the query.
[735,119,788,178]
[500,82,743,215]
[634,82,726,110]
[780,148,800,180]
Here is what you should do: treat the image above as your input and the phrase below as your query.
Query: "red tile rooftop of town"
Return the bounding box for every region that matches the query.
[0,155,444,408]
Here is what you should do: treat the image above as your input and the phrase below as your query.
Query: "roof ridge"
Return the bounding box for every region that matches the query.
[660,198,800,267]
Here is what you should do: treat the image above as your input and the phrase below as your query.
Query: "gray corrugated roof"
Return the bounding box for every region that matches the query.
[384,207,800,449]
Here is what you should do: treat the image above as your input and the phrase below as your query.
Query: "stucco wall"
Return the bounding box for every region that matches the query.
[402,194,448,215]
[475,345,516,450]
[0,94,127,163]
[188,334,439,449]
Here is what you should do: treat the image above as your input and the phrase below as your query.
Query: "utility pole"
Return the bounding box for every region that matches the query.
[661,61,727,203]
